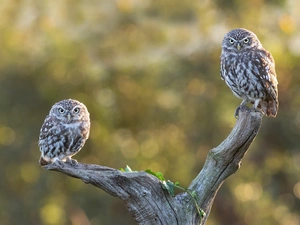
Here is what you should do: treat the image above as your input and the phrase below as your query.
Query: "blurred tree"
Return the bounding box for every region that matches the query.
[0,0,299,224]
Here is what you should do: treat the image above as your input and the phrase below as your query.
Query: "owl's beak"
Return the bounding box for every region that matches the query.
[236,43,241,51]
[67,113,71,121]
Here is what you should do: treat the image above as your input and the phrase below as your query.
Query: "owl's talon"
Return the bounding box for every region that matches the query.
[251,106,262,114]
[71,159,78,165]
[234,106,241,119]
[65,157,78,165]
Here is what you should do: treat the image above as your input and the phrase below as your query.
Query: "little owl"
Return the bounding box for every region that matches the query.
[38,99,90,166]
[220,28,278,117]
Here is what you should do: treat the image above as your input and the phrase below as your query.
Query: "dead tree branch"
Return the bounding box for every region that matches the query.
[44,106,263,225]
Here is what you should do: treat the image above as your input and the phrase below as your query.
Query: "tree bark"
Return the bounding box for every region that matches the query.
[44,106,263,225]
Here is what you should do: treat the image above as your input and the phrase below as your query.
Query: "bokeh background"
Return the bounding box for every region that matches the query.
[0,0,299,224]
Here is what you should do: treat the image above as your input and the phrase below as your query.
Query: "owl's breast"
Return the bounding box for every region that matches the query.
[63,121,90,138]
[222,52,269,101]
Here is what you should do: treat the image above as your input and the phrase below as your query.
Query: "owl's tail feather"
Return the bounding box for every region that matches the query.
[256,99,278,117]
[39,156,50,166]
[266,100,278,117]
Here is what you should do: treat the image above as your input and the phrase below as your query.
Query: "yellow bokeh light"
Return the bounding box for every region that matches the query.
[157,90,181,109]
[265,152,284,174]
[20,163,40,183]
[147,161,165,174]
[293,181,300,199]
[116,0,134,13]
[278,15,296,34]
[281,213,300,225]
[120,139,140,159]
[0,125,15,146]
[114,129,139,159]
[187,78,206,96]
[140,138,159,158]
[234,182,263,202]
[273,205,298,224]
[40,203,65,225]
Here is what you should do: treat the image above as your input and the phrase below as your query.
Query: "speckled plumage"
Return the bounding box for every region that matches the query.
[38,99,90,166]
[220,28,278,117]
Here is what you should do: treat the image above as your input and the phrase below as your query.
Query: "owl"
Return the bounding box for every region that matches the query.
[220,28,278,117]
[38,99,90,166]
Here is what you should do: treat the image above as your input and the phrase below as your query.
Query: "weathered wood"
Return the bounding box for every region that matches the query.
[44,106,263,225]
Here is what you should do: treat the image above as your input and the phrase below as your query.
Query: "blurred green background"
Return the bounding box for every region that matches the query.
[0,0,299,224]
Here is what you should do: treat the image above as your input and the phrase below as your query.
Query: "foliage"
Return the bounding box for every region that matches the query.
[145,169,206,219]
[121,165,206,220]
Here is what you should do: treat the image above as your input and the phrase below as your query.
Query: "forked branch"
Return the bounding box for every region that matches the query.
[44,106,263,225]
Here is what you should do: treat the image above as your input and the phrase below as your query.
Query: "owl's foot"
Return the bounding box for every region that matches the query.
[234,106,241,119]
[65,157,78,166]
[235,100,248,118]
[251,106,263,114]
[39,156,50,166]
[235,105,253,118]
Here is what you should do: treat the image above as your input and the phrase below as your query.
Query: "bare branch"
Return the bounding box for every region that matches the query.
[43,106,263,225]
[186,106,262,224]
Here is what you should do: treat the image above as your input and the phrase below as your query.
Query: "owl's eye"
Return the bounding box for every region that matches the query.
[58,107,65,114]
[243,38,250,43]
[229,39,234,44]
[73,107,80,114]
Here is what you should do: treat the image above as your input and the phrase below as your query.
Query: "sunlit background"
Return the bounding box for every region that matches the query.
[0,0,299,224]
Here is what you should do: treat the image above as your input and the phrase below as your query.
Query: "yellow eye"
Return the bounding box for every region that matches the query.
[243,38,249,43]
[229,39,234,44]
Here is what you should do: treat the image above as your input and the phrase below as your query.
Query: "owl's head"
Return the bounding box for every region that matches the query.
[50,99,90,122]
[222,28,262,52]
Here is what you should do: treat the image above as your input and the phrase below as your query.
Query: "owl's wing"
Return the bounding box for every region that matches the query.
[220,57,229,80]
[220,57,226,80]
[39,116,55,140]
[255,50,278,101]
